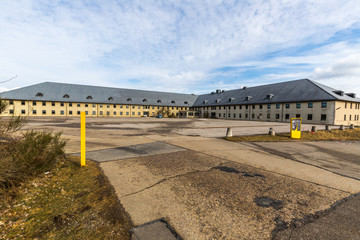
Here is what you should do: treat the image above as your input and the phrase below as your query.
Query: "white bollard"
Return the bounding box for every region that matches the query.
[226,127,232,137]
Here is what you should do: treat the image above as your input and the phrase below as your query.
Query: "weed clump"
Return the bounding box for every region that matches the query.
[0,98,67,189]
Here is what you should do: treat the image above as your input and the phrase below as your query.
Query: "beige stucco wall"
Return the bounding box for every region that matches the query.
[0,100,189,118]
[196,101,338,125]
[334,101,360,126]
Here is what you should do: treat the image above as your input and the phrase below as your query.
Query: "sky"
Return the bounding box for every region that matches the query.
[1,0,360,95]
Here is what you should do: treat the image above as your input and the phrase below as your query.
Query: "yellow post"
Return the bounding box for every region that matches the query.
[81,112,86,166]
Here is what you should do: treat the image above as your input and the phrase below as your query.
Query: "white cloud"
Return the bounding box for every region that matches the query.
[0,0,359,93]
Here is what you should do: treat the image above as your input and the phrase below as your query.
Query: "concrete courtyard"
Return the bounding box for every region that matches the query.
[23,117,360,239]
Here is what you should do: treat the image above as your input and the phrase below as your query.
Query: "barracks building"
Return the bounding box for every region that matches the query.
[1,79,360,126]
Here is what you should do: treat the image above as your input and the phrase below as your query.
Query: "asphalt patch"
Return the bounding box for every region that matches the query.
[254,196,284,210]
[131,218,182,240]
[71,142,185,162]
[213,166,265,178]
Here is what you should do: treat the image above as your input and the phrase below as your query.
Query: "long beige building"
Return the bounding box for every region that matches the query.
[1,79,359,125]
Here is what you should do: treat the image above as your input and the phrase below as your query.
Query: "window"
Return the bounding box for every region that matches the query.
[321,114,327,121]
[239,113,242,118]
[63,94,70,99]
[33,101,37,106]
[267,114,270,119]
[245,114,248,118]
[9,100,13,105]
[85,104,88,107]
[113,104,116,108]
[259,104,263,109]
[350,103,353,109]
[77,111,81,115]
[132,112,135,115]
[233,106,236,110]
[296,114,300,118]
[349,115,352,121]
[171,100,175,104]
[126,112,129,115]
[108,97,113,101]
[36,92,43,97]
[10,109,14,114]
[107,105,110,108]
[276,104,280,109]
[93,104,96,108]
[296,103,301,108]
[252,114,255,118]
[21,101,25,105]
[77,103,81,107]
[308,102,313,108]
[252,105,255,109]
[69,103,72,107]
[92,111,96,115]
[100,104,103,108]
[114,111,117,115]
[267,104,271,109]
[138,112,141,115]
[233,113,236,118]
[321,102,327,108]
[85,111,88,115]
[100,111,103,115]
[52,110,55,115]
[87,96,92,100]
[133,106,136,109]
[219,113,221,117]
[60,102,64,107]
[239,105,242,110]
[276,114,280,119]
[246,105,249,110]
[42,110,46,115]
[345,102,347,108]
[119,112,123,116]
[42,102,46,106]
[285,103,290,109]
[285,114,289,120]
[228,106,231,110]
[307,114,312,120]
[52,102,55,106]
[69,111,73,115]
[223,113,226,117]
[33,110,37,114]
[344,115,346,121]
[60,110,64,115]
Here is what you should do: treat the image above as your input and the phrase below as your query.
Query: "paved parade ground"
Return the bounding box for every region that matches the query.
[23,117,360,239]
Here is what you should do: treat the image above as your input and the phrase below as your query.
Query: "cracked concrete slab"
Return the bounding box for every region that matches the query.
[71,142,186,162]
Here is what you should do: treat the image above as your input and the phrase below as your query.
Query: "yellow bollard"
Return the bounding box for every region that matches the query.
[81,112,86,166]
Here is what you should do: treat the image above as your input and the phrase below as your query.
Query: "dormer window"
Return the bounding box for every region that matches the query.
[266,93,274,99]
[63,94,70,99]
[184,101,188,104]
[143,99,147,102]
[246,96,252,101]
[216,99,221,103]
[157,100,162,103]
[203,100,209,104]
[127,98,132,102]
[108,97,113,101]
[87,96,92,100]
[36,92,43,97]
[171,100,176,104]
[229,98,235,102]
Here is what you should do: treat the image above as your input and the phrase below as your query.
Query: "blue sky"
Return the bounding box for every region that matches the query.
[1,0,360,95]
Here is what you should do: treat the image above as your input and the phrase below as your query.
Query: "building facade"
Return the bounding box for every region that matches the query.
[1,79,359,125]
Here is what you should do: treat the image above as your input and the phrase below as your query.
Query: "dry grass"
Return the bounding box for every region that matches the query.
[225,128,360,142]
[0,156,132,239]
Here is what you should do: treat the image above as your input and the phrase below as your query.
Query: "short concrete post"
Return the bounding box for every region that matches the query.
[269,128,275,136]
[325,125,331,131]
[226,127,232,137]
[350,124,355,130]
[339,125,344,131]
[311,126,317,132]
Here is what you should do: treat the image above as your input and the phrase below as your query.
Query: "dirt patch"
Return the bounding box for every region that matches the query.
[254,196,284,210]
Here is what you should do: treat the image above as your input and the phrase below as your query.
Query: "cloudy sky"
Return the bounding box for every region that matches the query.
[1,0,360,95]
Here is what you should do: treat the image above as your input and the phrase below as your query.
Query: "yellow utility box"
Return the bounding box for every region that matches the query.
[290,118,302,139]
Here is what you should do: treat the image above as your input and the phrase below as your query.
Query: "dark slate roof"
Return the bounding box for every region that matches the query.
[0,82,198,107]
[192,79,360,107]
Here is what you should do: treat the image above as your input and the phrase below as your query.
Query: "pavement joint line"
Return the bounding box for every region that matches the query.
[155,139,353,194]
[245,142,360,182]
